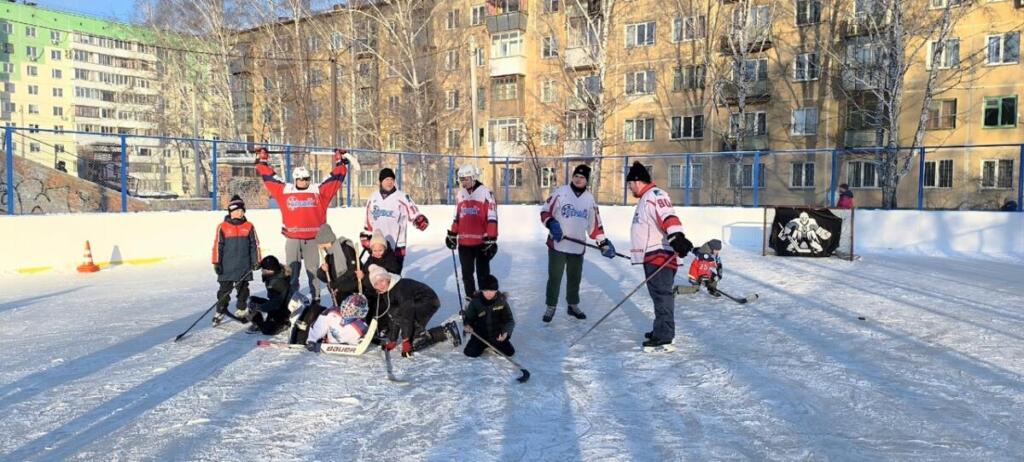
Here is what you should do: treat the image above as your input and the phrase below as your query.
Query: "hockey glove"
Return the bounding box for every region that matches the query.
[333,148,349,166]
[546,219,564,242]
[445,230,458,250]
[414,215,429,231]
[667,232,694,257]
[482,238,497,260]
[597,239,616,259]
[383,340,397,351]
[401,338,413,358]
[255,147,269,165]
[359,230,372,249]
[305,341,321,354]
[214,263,223,275]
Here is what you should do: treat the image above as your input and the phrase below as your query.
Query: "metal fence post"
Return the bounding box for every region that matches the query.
[504,156,510,204]
[120,135,128,213]
[1018,144,1024,211]
[346,163,352,207]
[397,152,404,189]
[564,159,569,184]
[284,145,292,181]
[684,154,692,206]
[917,147,926,210]
[447,156,454,205]
[4,127,13,215]
[211,141,219,211]
[622,156,629,205]
[829,149,839,207]
[752,151,761,208]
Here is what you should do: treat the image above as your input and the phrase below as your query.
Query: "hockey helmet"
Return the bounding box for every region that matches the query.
[457,164,479,181]
[292,166,312,181]
[340,293,369,318]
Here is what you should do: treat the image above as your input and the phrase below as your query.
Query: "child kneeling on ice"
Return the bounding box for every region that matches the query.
[463,275,516,357]
[305,294,369,351]
[676,239,723,296]
[248,255,309,335]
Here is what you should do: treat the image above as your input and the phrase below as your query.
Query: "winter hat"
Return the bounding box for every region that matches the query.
[379,168,396,183]
[260,255,282,272]
[572,164,591,182]
[368,264,390,284]
[625,161,651,183]
[480,274,499,291]
[369,229,388,250]
[707,239,722,251]
[227,194,246,213]
[316,223,336,244]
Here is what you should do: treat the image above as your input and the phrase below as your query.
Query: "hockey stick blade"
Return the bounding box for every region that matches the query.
[516,368,531,383]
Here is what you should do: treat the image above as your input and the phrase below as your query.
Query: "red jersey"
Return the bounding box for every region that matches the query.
[449,182,498,246]
[257,163,347,239]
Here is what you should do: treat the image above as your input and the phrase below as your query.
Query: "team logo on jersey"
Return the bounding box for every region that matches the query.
[462,206,481,216]
[371,205,396,219]
[286,196,317,210]
[560,204,589,220]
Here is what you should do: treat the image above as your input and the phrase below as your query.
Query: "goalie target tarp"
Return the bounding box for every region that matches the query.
[769,207,843,257]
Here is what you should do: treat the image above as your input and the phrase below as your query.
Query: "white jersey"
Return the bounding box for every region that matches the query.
[363,188,424,251]
[308,308,369,345]
[630,184,684,267]
[540,185,607,255]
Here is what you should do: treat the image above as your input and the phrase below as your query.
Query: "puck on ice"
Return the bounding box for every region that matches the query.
[857,316,866,320]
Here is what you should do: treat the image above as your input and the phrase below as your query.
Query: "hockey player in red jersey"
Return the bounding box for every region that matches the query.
[255,147,352,305]
[445,165,498,297]
[678,239,723,296]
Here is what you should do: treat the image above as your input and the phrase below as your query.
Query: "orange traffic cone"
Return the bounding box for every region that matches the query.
[77,240,101,273]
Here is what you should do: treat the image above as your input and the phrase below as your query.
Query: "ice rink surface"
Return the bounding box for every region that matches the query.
[2,244,1023,461]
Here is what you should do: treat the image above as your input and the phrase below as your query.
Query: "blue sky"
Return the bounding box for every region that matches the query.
[36,0,139,22]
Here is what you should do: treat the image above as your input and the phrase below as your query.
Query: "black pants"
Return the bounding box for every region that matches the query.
[289,302,325,344]
[464,333,515,357]
[458,245,491,296]
[216,281,250,312]
[248,295,292,335]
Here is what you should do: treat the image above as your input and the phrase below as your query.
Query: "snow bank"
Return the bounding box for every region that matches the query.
[1,205,1021,273]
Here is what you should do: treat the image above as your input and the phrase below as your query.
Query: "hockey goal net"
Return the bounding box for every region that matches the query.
[761,206,856,261]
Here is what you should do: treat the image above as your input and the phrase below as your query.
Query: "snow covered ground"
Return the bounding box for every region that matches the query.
[2,243,1023,461]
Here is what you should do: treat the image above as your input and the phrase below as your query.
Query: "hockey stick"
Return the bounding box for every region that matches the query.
[467,330,530,383]
[561,236,630,259]
[174,280,246,342]
[570,257,675,348]
[715,288,759,305]
[451,248,466,317]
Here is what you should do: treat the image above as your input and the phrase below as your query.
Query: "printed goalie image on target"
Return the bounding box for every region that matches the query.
[762,206,856,260]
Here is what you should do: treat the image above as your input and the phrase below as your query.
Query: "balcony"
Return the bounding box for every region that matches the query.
[486,11,528,33]
[844,129,882,147]
[722,135,768,151]
[719,80,770,104]
[487,140,527,158]
[840,68,884,91]
[842,16,890,38]
[353,38,376,57]
[719,27,772,54]
[490,55,527,77]
[563,139,595,157]
[564,46,598,69]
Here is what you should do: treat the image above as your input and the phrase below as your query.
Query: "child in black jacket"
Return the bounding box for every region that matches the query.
[463,275,515,357]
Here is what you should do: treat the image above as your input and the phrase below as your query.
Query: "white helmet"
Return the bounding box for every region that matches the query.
[457,165,478,180]
[292,166,312,182]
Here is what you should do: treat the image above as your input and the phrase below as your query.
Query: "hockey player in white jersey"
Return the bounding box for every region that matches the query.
[539,164,617,323]
[360,168,428,269]
[306,294,370,350]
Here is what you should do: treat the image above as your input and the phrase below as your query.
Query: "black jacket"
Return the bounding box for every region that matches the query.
[316,238,359,301]
[213,216,259,282]
[464,291,515,338]
[360,244,403,291]
[261,268,293,315]
[380,277,440,342]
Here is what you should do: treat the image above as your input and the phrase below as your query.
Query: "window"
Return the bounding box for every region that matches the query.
[729,163,766,188]
[28,85,38,95]
[796,0,821,25]
[51,50,61,60]
[28,123,40,133]
[27,65,37,76]
[983,96,1017,128]
[447,10,461,30]
[55,144,65,153]
[28,104,38,114]
[792,107,819,135]
[987,33,1020,64]
[928,39,960,69]
[847,160,878,188]
[625,70,655,95]
[672,16,706,42]
[981,159,1014,188]
[447,89,460,109]
[25,26,36,38]
[2,42,12,54]
[673,65,705,91]
[448,129,461,149]
[926,99,957,130]
[567,111,596,139]
[542,36,558,58]
[445,50,459,70]
[625,21,656,48]
[541,124,558,145]
[670,115,704,139]
[669,164,703,189]
[477,86,486,109]
[624,118,655,141]
[575,74,601,102]
[489,118,522,142]
[540,79,556,103]
[1,23,10,34]
[2,63,12,73]
[541,167,558,187]
[53,88,63,97]
[491,31,523,58]
[791,162,816,188]
[30,142,40,153]
[471,6,486,25]
[474,47,485,66]
[923,159,954,188]
[501,167,523,187]
[794,52,819,81]
[388,95,400,111]
[493,76,518,100]
[929,0,963,7]
[331,32,343,50]
[53,106,64,116]
[26,46,38,59]
[734,58,768,82]
[729,112,768,136]
[359,169,377,187]
[545,0,561,13]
